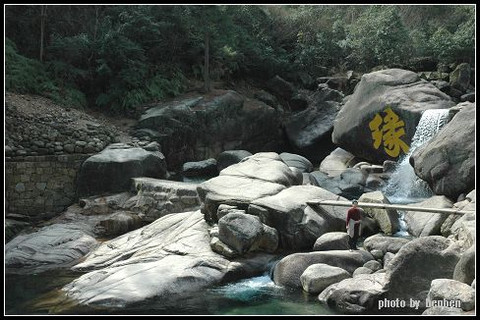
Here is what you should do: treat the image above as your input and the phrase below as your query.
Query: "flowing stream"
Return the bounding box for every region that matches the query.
[384,108,450,203]
[5,270,337,315]
[384,108,451,236]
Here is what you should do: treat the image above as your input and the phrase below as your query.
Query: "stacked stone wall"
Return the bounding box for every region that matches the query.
[5,154,91,216]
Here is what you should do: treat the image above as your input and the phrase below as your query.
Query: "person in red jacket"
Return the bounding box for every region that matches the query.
[346,199,363,250]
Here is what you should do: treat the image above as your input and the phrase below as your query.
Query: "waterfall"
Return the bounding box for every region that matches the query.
[384,108,451,204]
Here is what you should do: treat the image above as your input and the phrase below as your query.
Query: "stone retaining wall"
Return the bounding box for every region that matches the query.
[5,154,91,216]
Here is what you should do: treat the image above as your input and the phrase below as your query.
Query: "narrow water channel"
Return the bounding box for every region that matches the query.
[5,271,339,315]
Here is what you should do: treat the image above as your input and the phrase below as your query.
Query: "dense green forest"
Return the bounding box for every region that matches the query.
[5,5,475,115]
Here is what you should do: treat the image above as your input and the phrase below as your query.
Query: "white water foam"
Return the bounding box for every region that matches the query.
[384,109,450,236]
[210,275,282,302]
[385,108,450,202]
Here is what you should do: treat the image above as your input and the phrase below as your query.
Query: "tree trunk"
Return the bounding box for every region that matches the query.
[39,5,47,62]
[203,31,211,93]
[88,6,100,65]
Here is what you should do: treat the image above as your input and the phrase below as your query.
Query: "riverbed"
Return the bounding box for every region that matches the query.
[5,272,339,315]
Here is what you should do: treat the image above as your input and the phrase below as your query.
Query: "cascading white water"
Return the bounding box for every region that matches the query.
[385,108,450,237]
[385,108,451,204]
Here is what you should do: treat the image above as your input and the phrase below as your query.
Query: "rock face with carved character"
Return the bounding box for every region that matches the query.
[332,68,455,164]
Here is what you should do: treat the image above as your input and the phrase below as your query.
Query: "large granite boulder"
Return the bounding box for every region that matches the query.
[453,245,476,285]
[318,148,358,177]
[197,152,302,223]
[135,91,283,170]
[411,102,475,200]
[300,263,351,294]
[384,236,461,305]
[449,63,472,93]
[273,250,374,288]
[216,150,252,172]
[446,210,476,252]
[128,178,201,222]
[76,143,167,197]
[332,69,455,164]
[363,234,411,256]
[313,232,350,251]
[309,168,367,200]
[6,177,205,275]
[248,185,348,250]
[5,223,98,273]
[279,152,314,173]
[217,212,278,255]
[441,189,476,237]
[427,279,476,311]
[284,100,340,162]
[182,158,218,177]
[318,273,389,314]
[404,195,454,237]
[358,191,399,235]
[62,210,276,308]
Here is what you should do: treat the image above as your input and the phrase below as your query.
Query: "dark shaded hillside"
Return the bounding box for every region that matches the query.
[5,5,475,117]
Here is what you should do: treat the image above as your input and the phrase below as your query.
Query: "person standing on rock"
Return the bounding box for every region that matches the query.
[346,199,362,251]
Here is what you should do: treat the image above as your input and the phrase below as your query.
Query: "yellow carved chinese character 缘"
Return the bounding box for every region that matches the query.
[369,107,409,158]
[369,113,383,149]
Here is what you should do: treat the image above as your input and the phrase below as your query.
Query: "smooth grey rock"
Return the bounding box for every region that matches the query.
[216,150,252,172]
[411,102,475,200]
[300,263,351,294]
[218,212,278,255]
[318,273,388,314]
[273,250,374,288]
[453,245,475,285]
[404,196,454,237]
[77,145,167,197]
[250,185,348,250]
[358,191,399,235]
[313,232,350,251]
[197,152,301,223]
[385,236,461,304]
[279,152,314,173]
[319,147,358,177]
[182,158,218,177]
[63,211,231,307]
[427,278,475,311]
[363,260,382,272]
[353,266,374,277]
[5,223,98,273]
[363,234,411,254]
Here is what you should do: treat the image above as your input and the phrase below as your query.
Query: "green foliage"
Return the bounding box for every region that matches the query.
[225,5,292,78]
[52,87,88,109]
[6,37,87,109]
[451,9,475,63]
[344,6,412,70]
[5,38,54,94]
[4,5,476,116]
[428,27,457,64]
[96,69,186,114]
